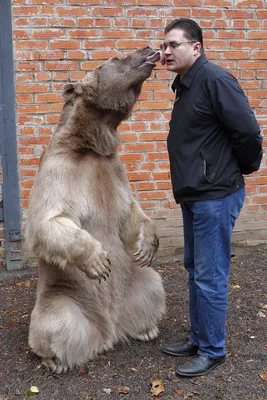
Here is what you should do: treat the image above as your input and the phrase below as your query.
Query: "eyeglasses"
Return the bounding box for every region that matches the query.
[160,41,196,51]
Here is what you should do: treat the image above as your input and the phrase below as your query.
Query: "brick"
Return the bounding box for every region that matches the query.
[21,180,35,188]
[90,50,122,60]
[117,40,148,49]
[50,40,80,49]
[15,40,48,50]
[139,191,168,200]
[69,30,101,38]
[137,182,155,191]
[140,133,167,141]
[20,158,40,166]
[35,72,51,81]
[32,50,65,60]
[18,115,43,124]
[56,6,89,16]
[124,143,155,152]
[45,61,79,70]
[19,148,35,155]
[83,40,115,49]
[16,94,33,103]
[13,6,39,16]
[19,127,35,135]
[236,0,264,7]
[35,93,62,103]
[68,0,101,4]
[20,170,37,177]
[120,154,144,163]
[16,83,49,93]
[32,29,65,39]
[127,172,151,181]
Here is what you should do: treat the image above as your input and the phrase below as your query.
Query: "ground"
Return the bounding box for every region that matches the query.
[0,244,266,400]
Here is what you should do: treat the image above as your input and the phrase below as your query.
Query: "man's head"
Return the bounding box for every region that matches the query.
[161,18,203,76]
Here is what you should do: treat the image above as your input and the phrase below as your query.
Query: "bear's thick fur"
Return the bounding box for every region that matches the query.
[25,47,165,374]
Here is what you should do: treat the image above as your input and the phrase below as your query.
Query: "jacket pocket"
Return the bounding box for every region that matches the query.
[200,149,215,184]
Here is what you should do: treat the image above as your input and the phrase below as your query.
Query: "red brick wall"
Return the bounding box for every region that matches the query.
[8,0,267,263]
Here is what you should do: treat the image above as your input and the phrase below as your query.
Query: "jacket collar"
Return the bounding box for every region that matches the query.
[171,54,208,92]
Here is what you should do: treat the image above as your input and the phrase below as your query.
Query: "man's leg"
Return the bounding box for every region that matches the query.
[162,203,198,356]
[181,202,199,347]
[177,187,245,376]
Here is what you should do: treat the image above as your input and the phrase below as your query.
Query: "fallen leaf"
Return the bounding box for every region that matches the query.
[29,387,40,394]
[103,388,112,394]
[156,269,164,273]
[150,379,164,397]
[118,386,130,394]
[259,371,267,381]
[247,359,255,363]
[257,311,266,318]
[176,389,184,395]
[5,320,16,327]
[20,385,40,397]
[24,281,31,288]
[215,376,224,381]
[231,284,240,289]
[130,368,138,372]
[79,367,89,376]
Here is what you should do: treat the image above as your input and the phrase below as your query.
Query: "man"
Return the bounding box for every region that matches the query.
[160,18,263,377]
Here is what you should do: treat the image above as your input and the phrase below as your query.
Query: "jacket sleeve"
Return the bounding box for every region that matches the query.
[209,74,263,175]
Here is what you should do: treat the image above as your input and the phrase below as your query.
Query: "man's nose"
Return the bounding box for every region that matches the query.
[164,45,172,55]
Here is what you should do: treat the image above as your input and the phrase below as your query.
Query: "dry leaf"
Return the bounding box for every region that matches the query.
[24,281,31,288]
[20,386,40,397]
[103,388,112,394]
[29,387,40,394]
[176,389,184,395]
[150,379,164,397]
[257,311,266,318]
[156,269,164,273]
[231,284,240,289]
[130,367,138,372]
[247,359,255,363]
[259,371,267,381]
[118,386,130,394]
[215,376,224,381]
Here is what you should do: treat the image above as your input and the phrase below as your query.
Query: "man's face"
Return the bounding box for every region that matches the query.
[162,28,200,76]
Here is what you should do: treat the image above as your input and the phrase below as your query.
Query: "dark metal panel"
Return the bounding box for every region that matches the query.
[0,0,22,269]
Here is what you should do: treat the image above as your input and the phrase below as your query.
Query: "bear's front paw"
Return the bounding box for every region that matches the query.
[81,242,111,282]
[133,224,159,268]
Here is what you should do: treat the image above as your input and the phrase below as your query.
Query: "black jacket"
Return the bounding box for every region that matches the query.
[167,54,263,204]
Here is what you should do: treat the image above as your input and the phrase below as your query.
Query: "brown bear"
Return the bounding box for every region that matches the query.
[25,47,165,374]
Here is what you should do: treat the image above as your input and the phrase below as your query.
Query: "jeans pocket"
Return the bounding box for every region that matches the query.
[230,187,246,219]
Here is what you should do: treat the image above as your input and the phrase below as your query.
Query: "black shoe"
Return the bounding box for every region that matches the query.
[176,355,226,377]
[163,341,199,357]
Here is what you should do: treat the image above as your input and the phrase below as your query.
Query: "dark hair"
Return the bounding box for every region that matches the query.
[165,18,204,54]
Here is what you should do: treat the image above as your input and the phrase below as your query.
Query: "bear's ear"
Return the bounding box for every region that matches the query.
[62,83,75,101]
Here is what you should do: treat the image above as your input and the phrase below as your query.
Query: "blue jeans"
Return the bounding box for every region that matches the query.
[181,187,246,358]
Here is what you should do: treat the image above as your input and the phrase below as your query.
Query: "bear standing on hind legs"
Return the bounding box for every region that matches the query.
[25,47,166,374]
